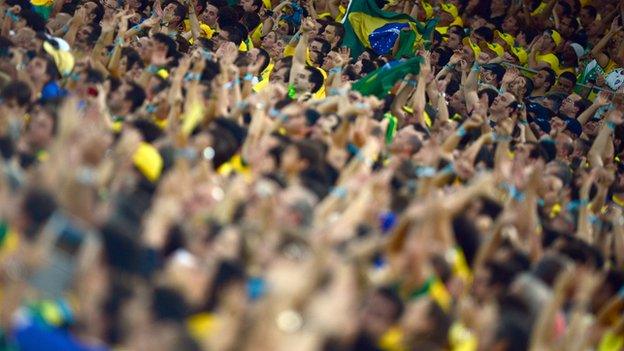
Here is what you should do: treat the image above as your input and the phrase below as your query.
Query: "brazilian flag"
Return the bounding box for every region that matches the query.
[30,0,54,20]
[342,0,437,58]
[352,55,422,98]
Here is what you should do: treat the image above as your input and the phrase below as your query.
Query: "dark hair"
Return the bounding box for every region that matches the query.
[40,55,61,82]
[152,287,190,322]
[241,11,261,32]
[204,260,246,311]
[479,88,499,107]
[256,48,270,73]
[434,46,453,67]
[125,82,146,112]
[533,254,568,287]
[22,187,57,240]
[132,120,163,143]
[87,24,102,44]
[474,26,494,42]
[1,80,32,106]
[327,21,345,43]
[523,76,534,97]
[581,5,597,18]
[84,68,105,84]
[162,0,188,22]
[482,63,505,83]
[152,33,180,61]
[494,316,530,351]
[375,287,404,322]
[558,71,577,86]
[361,59,377,74]
[556,1,572,16]
[541,67,557,89]
[121,47,144,70]
[452,214,481,267]
[573,98,591,118]
[220,25,244,45]
[312,38,331,55]
[91,1,105,24]
[305,66,324,93]
[100,216,141,274]
[20,9,46,32]
[217,7,241,26]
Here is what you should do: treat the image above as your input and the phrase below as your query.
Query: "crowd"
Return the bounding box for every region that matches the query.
[1,0,624,349]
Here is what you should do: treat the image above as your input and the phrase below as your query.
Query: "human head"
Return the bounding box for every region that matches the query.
[532,68,556,92]
[199,3,218,26]
[240,0,262,12]
[579,6,596,28]
[490,92,518,115]
[292,66,324,94]
[107,80,146,115]
[321,22,344,48]
[553,72,576,94]
[162,0,188,25]
[360,287,404,339]
[559,93,582,117]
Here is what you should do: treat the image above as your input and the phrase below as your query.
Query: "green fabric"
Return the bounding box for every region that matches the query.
[0,221,7,248]
[287,84,297,99]
[395,30,417,58]
[342,0,438,57]
[352,56,422,98]
[384,113,398,144]
[32,5,52,20]
[342,0,417,58]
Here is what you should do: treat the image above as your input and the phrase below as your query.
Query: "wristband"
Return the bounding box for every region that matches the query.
[146,65,159,74]
[607,121,616,130]
[416,166,436,178]
[471,62,481,71]
[201,50,213,61]
[223,78,240,90]
[175,147,197,160]
[329,67,343,75]
[115,37,124,46]
[456,125,467,137]
[184,72,201,81]
[236,101,249,109]
[145,103,157,113]
[444,63,455,70]
[331,186,347,199]
[243,73,254,81]
[405,79,417,87]
[493,133,511,142]
[7,11,19,22]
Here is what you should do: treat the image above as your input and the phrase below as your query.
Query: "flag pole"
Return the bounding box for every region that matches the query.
[341,0,353,23]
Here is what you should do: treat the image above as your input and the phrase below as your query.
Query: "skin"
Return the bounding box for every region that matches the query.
[2,5,624,351]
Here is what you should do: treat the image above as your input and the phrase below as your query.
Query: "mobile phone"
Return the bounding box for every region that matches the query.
[28,212,99,299]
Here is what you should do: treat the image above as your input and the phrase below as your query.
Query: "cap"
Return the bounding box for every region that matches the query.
[569,42,585,59]
[510,46,528,64]
[462,37,481,58]
[133,142,164,182]
[549,29,562,47]
[42,38,74,76]
[495,30,515,47]
[486,42,504,57]
[441,3,459,18]
[421,0,434,19]
[536,53,560,72]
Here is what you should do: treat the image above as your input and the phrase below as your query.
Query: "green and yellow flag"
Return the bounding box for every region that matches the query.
[342,0,437,58]
[352,55,422,98]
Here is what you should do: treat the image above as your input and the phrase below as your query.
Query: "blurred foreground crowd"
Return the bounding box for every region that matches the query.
[2,0,624,350]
